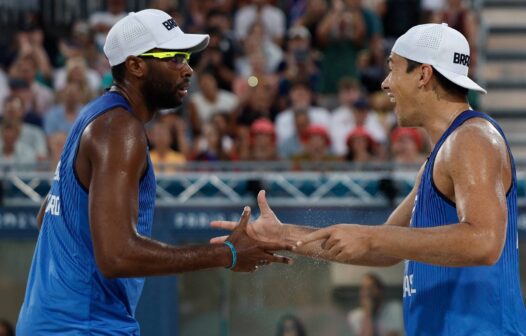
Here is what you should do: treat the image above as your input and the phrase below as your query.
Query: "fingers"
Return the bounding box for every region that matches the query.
[322,236,337,250]
[257,190,273,214]
[297,228,332,246]
[259,241,296,252]
[237,206,251,230]
[210,220,238,231]
[209,235,228,244]
[266,253,294,265]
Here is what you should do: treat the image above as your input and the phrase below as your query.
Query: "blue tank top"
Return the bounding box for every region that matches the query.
[403,110,526,335]
[17,92,156,335]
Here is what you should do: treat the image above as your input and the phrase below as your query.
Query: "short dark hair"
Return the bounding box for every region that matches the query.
[405,59,468,98]
[111,62,127,84]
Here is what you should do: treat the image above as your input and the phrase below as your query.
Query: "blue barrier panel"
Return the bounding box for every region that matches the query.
[3,205,526,335]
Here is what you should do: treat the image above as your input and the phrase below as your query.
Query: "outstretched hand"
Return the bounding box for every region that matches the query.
[211,190,285,244]
[297,224,372,263]
[226,206,294,272]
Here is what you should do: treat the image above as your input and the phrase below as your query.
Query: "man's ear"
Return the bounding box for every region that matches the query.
[418,64,434,88]
[124,56,147,79]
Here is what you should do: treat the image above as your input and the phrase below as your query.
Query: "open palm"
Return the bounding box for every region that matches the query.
[210,190,284,244]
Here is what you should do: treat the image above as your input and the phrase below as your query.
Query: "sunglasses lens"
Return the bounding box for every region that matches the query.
[172,54,189,64]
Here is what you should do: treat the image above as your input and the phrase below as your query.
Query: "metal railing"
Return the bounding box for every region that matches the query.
[1,162,525,207]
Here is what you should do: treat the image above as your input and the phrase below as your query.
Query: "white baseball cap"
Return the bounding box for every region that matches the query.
[103,9,209,66]
[392,23,486,94]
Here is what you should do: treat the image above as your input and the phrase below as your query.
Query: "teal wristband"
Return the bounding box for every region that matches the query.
[223,241,237,269]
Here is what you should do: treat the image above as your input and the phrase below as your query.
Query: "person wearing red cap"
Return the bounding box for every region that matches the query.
[249,118,279,161]
[389,127,426,165]
[345,126,377,163]
[292,124,339,169]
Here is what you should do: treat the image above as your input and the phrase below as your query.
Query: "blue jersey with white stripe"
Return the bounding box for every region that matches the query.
[17,92,156,335]
[403,110,526,335]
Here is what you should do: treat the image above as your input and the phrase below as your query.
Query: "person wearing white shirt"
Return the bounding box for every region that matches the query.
[330,96,386,156]
[234,0,286,46]
[275,81,330,157]
[188,72,238,135]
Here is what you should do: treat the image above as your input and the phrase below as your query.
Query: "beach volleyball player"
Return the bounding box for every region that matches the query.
[16,9,293,335]
[212,23,526,334]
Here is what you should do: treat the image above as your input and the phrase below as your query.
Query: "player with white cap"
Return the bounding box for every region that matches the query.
[16,9,293,335]
[212,23,526,335]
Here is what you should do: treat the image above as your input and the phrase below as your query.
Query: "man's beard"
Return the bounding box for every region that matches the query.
[142,66,184,111]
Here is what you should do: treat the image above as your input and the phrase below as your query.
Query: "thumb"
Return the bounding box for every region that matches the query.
[297,228,331,246]
[257,190,273,214]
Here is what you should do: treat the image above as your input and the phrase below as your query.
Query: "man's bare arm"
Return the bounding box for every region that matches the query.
[301,124,508,267]
[283,165,425,266]
[84,110,291,278]
[211,165,425,267]
[365,123,508,266]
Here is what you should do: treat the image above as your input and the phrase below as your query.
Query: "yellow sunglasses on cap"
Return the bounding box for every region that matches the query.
[138,51,191,65]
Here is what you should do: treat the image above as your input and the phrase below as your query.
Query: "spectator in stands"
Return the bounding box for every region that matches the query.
[44,81,83,135]
[293,0,328,50]
[348,273,404,336]
[158,112,191,158]
[235,20,283,83]
[89,0,127,49]
[248,118,278,161]
[48,131,67,170]
[279,107,310,159]
[149,120,186,173]
[6,77,41,126]
[357,45,387,94]
[54,56,101,98]
[352,0,384,48]
[345,126,377,163]
[276,80,330,155]
[194,9,237,91]
[188,71,238,136]
[316,0,366,107]
[71,21,106,74]
[0,319,14,336]
[390,127,426,165]
[234,0,286,47]
[277,25,321,111]
[184,0,226,35]
[420,0,446,22]
[234,78,278,127]
[0,120,39,165]
[330,81,386,156]
[0,69,8,115]
[2,95,47,161]
[12,23,54,86]
[378,0,421,49]
[276,314,307,336]
[192,122,235,161]
[8,54,54,116]
[211,113,235,157]
[293,125,338,168]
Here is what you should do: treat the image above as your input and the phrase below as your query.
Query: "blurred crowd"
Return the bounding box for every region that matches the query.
[0,0,479,172]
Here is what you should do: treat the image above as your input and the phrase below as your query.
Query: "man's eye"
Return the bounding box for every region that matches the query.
[173,55,187,64]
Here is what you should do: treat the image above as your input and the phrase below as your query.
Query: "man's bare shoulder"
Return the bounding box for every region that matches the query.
[82,107,147,150]
[443,117,508,161]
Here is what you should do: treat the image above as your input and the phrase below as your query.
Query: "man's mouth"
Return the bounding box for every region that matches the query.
[177,83,190,96]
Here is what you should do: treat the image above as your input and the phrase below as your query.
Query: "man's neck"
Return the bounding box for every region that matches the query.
[110,82,153,124]
[420,99,470,146]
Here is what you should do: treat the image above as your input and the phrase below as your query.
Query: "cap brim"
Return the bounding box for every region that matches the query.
[433,64,487,94]
[157,33,209,53]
